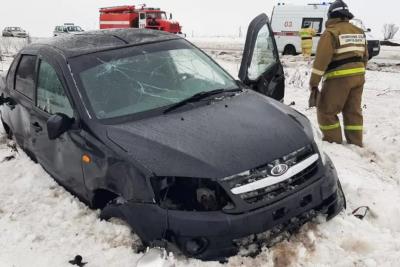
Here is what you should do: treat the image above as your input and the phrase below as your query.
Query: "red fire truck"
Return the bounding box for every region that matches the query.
[99,4,182,34]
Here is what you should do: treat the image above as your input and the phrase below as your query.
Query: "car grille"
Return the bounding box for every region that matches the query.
[220,146,320,212]
[238,161,318,204]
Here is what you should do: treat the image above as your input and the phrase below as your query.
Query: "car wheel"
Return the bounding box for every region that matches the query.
[283,45,296,56]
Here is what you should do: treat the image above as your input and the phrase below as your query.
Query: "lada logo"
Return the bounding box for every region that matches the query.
[270,164,289,176]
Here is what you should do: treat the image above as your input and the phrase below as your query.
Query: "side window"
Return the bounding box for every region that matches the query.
[302,18,323,33]
[15,55,37,99]
[37,60,74,117]
[248,24,277,80]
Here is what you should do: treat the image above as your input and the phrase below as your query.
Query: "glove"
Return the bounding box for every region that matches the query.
[308,87,319,108]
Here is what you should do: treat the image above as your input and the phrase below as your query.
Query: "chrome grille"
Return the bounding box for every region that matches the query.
[240,161,318,204]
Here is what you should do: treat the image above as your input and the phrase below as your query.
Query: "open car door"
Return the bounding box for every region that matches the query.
[239,14,285,101]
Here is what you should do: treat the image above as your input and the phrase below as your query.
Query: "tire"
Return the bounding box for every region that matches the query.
[283,45,297,56]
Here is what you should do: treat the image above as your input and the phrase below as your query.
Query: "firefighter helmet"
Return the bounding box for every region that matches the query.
[328,0,354,20]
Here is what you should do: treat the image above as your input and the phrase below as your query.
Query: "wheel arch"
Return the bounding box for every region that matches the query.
[283,44,297,55]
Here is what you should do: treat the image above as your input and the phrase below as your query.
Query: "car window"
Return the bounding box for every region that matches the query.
[302,18,323,33]
[71,39,237,120]
[15,55,37,99]
[247,24,276,80]
[37,60,74,117]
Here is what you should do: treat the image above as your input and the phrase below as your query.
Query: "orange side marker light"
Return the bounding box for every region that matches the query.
[82,154,91,164]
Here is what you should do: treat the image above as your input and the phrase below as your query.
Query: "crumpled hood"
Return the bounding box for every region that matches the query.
[107,91,312,178]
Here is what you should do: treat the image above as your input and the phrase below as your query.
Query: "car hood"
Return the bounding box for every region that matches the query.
[106,91,312,179]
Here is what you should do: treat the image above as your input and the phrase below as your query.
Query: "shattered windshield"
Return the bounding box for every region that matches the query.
[70,39,237,120]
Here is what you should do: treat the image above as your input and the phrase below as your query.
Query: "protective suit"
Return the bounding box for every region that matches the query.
[309,0,368,147]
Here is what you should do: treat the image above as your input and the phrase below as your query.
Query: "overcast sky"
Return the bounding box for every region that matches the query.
[0,0,398,38]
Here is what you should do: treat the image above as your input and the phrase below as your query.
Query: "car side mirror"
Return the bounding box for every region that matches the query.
[47,113,73,140]
[170,13,173,20]
[366,28,371,32]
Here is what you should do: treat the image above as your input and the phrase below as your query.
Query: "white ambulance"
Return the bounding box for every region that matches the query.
[270,3,380,58]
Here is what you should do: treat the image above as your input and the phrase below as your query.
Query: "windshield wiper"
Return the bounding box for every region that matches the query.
[163,88,242,114]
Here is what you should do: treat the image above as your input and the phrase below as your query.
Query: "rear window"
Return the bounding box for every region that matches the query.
[15,55,37,99]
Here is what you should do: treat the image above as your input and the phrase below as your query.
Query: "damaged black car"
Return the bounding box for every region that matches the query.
[0,14,345,261]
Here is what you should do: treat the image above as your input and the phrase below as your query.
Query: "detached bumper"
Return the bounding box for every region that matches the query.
[103,156,344,261]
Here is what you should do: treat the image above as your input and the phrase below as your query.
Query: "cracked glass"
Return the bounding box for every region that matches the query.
[72,40,237,119]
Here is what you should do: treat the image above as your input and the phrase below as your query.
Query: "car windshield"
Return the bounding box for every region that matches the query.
[70,39,237,120]
[67,26,83,32]
[146,12,167,20]
[10,27,22,31]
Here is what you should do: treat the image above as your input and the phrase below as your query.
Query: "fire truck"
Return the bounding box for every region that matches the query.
[99,4,182,34]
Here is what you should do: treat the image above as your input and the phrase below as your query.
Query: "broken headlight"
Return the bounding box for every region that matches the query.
[150,177,232,212]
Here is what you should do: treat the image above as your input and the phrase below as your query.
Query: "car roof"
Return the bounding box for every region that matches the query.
[29,28,181,58]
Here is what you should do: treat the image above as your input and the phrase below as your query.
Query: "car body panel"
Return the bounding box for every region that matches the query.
[107,91,309,179]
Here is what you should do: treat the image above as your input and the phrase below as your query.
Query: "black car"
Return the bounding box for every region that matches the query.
[0,14,345,260]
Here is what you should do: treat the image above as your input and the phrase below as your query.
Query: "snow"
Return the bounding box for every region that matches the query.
[1,38,400,267]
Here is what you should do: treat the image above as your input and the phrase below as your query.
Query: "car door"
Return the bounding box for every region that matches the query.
[3,53,37,152]
[30,56,88,199]
[239,13,285,101]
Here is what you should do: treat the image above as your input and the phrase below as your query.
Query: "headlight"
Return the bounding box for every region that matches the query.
[150,177,232,211]
[312,126,326,164]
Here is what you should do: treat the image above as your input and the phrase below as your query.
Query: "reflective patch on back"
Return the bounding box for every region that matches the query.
[339,34,366,46]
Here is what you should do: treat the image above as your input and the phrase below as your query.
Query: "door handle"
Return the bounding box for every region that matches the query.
[32,122,43,133]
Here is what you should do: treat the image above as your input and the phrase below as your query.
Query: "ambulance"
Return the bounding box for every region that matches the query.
[270,3,380,58]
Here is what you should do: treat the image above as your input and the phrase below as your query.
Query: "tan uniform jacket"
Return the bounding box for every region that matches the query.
[310,18,369,88]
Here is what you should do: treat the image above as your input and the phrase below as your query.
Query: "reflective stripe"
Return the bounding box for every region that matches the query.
[345,125,363,131]
[312,68,325,76]
[335,46,365,54]
[331,7,349,12]
[100,21,130,25]
[339,34,366,46]
[324,67,365,79]
[320,122,341,131]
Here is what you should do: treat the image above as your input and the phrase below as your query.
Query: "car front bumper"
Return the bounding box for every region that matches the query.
[103,156,344,261]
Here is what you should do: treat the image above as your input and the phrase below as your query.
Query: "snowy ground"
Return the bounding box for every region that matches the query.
[1,37,400,267]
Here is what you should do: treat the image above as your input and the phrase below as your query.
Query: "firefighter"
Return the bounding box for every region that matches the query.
[310,0,368,147]
[299,22,316,58]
